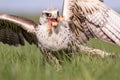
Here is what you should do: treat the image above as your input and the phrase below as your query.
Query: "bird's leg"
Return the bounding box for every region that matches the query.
[79,45,115,58]
[45,52,62,71]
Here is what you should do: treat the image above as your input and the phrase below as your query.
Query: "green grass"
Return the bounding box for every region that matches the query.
[0,16,120,80]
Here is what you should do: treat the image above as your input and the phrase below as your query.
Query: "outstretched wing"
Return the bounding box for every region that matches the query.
[62,0,120,46]
[0,14,38,46]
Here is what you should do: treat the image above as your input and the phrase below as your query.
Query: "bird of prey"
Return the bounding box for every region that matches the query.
[0,0,119,69]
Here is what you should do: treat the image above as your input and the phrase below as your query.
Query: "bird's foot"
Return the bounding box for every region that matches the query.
[45,52,62,71]
[79,45,116,58]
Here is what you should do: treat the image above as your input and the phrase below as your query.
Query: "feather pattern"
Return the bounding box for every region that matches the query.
[63,0,120,46]
[0,6,114,68]
[0,14,38,46]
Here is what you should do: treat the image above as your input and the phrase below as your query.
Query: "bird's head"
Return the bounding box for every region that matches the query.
[39,8,59,25]
[42,8,59,19]
[39,8,60,32]
[39,8,65,33]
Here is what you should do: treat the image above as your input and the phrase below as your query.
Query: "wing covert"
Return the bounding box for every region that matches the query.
[63,0,120,46]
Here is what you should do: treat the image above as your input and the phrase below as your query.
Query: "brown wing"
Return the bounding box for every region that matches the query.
[0,14,38,46]
[63,0,120,46]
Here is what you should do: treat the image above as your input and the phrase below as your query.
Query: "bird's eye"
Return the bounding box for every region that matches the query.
[45,13,51,17]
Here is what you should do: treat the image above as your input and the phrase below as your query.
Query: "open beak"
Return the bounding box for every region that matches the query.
[47,18,58,32]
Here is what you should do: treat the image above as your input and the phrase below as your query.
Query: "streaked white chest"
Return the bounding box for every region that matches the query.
[35,23,73,51]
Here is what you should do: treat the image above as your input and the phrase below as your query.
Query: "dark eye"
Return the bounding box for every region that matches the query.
[45,13,51,17]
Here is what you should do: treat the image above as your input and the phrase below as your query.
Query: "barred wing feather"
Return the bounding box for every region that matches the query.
[63,0,120,46]
[0,14,38,46]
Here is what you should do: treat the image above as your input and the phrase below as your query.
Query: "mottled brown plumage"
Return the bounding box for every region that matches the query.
[63,0,120,46]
